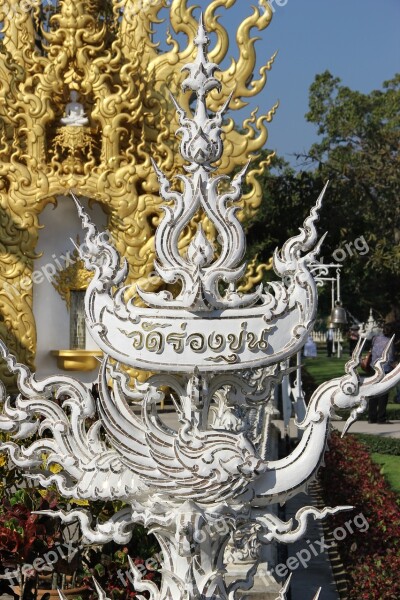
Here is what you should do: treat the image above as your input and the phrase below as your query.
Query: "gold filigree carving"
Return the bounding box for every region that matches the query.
[238,256,273,293]
[0,0,276,388]
[51,244,93,310]
[51,126,95,176]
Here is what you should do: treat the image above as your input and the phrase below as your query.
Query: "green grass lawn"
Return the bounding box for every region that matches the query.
[371,453,400,494]
[303,347,400,495]
[303,349,348,386]
[303,345,400,417]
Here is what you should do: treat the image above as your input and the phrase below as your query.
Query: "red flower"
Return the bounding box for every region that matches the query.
[320,432,400,599]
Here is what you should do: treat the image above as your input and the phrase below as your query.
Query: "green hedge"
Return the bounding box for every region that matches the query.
[320,432,400,599]
[355,433,400,456]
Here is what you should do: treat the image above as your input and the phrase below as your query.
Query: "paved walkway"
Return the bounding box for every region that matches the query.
[286,491,340,600]
[273,417,400,439]
[142,404,400,439]
[332,418,400,438]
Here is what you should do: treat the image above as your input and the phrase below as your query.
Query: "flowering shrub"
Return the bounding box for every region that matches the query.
[0,440,160,599]
[320,432,400,600]
[0,469,66,565]
[84,528,161,600]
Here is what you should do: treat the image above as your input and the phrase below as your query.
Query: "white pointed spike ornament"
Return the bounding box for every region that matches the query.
[1,15,399,600]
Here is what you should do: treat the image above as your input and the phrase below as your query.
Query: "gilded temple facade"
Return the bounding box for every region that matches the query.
[0,0,276,387]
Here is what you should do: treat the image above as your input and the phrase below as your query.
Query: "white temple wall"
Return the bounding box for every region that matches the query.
[33,195,107,383]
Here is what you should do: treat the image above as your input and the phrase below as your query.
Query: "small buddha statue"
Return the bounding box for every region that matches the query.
[61,90,89,126]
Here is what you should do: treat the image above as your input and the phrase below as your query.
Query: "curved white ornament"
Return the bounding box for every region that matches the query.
[75,184,325,372]
[1,14,399,600]
[73,15,327,375]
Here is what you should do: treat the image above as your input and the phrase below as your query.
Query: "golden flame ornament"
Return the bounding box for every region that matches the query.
[0,0,277,387]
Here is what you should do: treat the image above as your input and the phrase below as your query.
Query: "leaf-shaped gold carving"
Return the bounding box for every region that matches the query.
[0,0,276,388]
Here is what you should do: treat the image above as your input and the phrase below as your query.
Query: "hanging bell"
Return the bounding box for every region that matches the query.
[330,302,348,327]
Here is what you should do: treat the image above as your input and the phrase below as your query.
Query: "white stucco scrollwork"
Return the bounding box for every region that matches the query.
[1,15,398,600]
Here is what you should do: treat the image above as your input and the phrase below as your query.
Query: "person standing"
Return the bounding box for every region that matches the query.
[348,325,360,356]
[304,335,317,358]
[368,323,395,424]
[326,326,334,357]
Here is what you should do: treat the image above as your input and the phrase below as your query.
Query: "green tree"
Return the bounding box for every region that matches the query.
[246,73,400,321]
[244,152,324,263]
[306,71,400,320]
[244,154,337,321]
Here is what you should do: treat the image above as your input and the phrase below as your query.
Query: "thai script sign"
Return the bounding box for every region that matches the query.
[89,303,308,372]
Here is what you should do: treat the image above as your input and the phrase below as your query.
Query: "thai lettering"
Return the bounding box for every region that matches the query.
[208,332,225,351]
[246,332,258,349]
[227,323,247,351]
[126,325,269,354]
[131,332,144,350]
[166,323,187,353]
[186,333,206,353]
[146,331,164,354]
[166,332,186,353]
[257,329,268,350]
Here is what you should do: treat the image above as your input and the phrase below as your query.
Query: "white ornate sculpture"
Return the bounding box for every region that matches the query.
[61,90,89,126]
[1,16,399,600]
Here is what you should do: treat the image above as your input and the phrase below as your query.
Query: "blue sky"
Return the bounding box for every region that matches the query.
[165,0,399,166]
